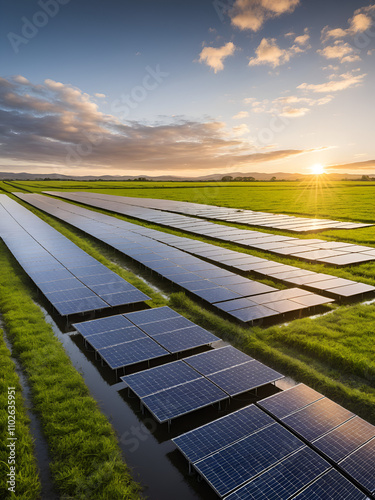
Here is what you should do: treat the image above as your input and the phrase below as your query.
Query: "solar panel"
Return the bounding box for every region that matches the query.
[122,360,201,398]
[73,315,133,336]
[224,447,331,500]
[293,469,367,499]
[101,289,150,306]
[98,337,169,369]
[125,306,180,325]
[84,327,147,350]
[142,377,228,423]
[282,398,355,442]
[173,404,274,464]
[207,360,284,396]
[153,326,219,353]
[54,296,108,316]
[184,346,252,375]
[258,383,324,419]
[339,437,375,495]
[194,423,305,498]
[312,416,375,462]
[136,316,195,336]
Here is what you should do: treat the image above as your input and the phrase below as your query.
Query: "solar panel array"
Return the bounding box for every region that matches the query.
[258,384,375,498]
[18,193,375,302]
[173,384,374,498]
[14,194,338,325]
[122,346,283,423]
[43,191,375,266]
[0,195,150,316]
[82,194,371,233]
[73,306,220,370]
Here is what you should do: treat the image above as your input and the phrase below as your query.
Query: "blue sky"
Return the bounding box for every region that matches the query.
[1,0,375,176]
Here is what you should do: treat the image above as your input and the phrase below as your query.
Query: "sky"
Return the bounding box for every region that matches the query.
[1,0,375,177]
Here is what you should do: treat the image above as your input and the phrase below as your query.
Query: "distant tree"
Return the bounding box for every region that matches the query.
[361,175,370,181]
[243,177,255,181]
[271,176,277,181]
[234,177,243,181]
[221,176,233,182]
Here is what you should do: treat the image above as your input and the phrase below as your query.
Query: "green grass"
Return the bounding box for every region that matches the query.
[0,330,41,499]
[0,244,143,499]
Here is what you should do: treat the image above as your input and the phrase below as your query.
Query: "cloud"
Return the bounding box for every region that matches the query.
[326,159,375,171]
[249,94,334,118]
[232,124,250,135]
[0,76,316,174]
[95,93,106,99]
[232,111,249,119]
[298,71,366,93]
[318,41,361,63]
[229,0,300,32]
[198,42,236,73]
[321,4,375,41]
[248,37,308,68]
[280,107,310,117]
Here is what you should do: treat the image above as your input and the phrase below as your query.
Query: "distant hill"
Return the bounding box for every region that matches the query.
[0,171,371,181]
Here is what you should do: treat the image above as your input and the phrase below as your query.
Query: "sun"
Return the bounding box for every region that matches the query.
[311,163,325,175]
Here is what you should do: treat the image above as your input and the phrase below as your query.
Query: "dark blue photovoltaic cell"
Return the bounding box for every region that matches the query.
[173,404,274,464]
[125,306,180,325]
[313,416,375,462]
[142,377,228,423]
[207,360,283,396]
[84,327,147,350]
[54,296,108,315]
[225,447,331,500]
[184,346,252,375]
[282,398,355,442]
[258,383,324,419]
[293,469,367,499]
[154,326,219,353]
[101,289,149,306]
[122,360,201,398]
[194,423,304,497]
[98,337,169,369]
[136,316,195,336]
[338,438,375,495]
[44,287,97,302]
[73,315,133,336]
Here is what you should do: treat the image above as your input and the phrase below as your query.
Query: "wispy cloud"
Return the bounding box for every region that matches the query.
[326,159,375,171]
[232,111,249,119]
[321,4,375,42]
[229,0,300,32]
[244,94,333,117]
[198,42,236,73]
[0,76,317,174]
[298,71,366,93]
[318,41,361,63]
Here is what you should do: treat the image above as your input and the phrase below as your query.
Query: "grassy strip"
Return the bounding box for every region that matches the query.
[169,292,375,424]
[0,243,142,499]
[0,330,41,499]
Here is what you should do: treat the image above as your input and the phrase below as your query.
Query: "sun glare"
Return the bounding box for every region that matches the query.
[311,163,325,175]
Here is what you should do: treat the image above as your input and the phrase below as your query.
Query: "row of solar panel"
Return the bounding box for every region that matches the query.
[173,384,375,498]
[73,306,220,369]
[121,344,283,423]
[0,196,149,316]
[84,193,371,233]
[15,194,336,325]
[43,191,375,266]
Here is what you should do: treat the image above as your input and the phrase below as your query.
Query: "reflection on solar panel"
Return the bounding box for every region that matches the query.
[82,327,147,350]
[184,346,252,375]
[293,469,367,499]
[339,438,375,495]
[207,360,283,397]
[73,315,133,336]
[0,195,150,316]
[122,360,201,397]
[98,337,168,369]
[152,326,219,353]
[142,377,228,423]
[313,416,375,462]
[282,397,355,442]
[125,306,180,324]
[194,423,304,497]
[172,404,274,464]
[258,383,324,419]
[224,447,331,500]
